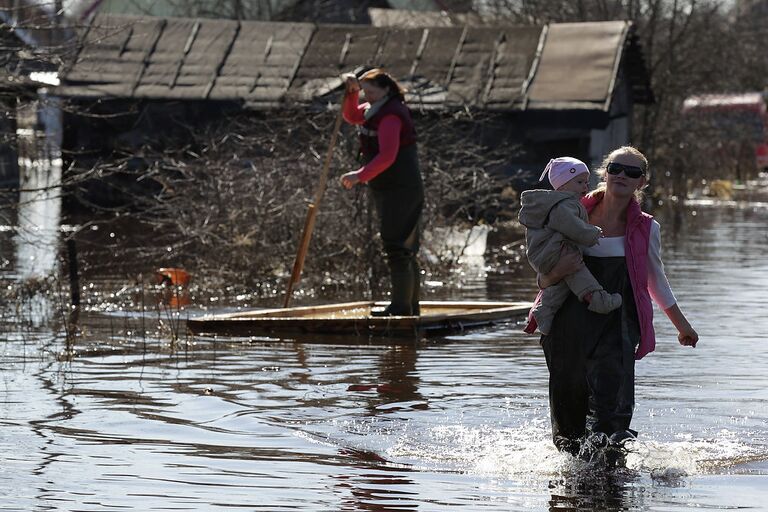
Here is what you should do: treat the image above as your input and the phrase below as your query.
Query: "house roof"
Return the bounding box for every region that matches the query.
[526,22,627,110]
[682,93,767,114]
[57,14,652,115]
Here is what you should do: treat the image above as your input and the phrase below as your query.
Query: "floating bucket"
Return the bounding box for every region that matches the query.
[155,267,191,286]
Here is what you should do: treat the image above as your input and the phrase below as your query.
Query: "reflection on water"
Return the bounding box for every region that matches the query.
[1,93,64,329]
[1,201,767,510]
[14,177,61,280]
[333,467,419,511]
[13,92,62,280]
[547,469,639,511]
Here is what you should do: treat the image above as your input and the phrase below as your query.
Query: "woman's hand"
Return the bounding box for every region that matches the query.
[538,245,583,288]
[663,303,698,348]
[677,326,699,347]
[342,73,360,94]
[340,171,361,189]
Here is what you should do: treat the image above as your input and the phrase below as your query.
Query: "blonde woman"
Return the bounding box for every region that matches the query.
[528,146,699,459]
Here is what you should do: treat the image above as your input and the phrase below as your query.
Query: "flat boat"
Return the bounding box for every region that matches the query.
[187,300,532,337]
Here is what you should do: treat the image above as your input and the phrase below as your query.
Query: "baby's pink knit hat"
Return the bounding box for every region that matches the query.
[540,157,589,190]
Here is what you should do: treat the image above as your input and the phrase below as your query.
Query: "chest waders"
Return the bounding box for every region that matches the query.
[365,144,424,316]
[540,255,640,456]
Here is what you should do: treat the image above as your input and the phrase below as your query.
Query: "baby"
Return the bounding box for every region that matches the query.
[519,157,622,334]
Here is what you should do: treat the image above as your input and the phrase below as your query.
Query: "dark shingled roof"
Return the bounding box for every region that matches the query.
[213,21,314,105]
[58,14,652,113]
[60,14,315,103]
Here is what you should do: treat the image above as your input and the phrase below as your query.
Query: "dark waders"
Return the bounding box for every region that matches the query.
[540,255,640,455]
[368,144,424,316]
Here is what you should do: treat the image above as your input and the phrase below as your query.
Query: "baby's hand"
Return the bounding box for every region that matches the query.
[587,226,602,246]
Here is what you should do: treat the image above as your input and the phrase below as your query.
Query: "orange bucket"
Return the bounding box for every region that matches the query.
[155,267,191,286]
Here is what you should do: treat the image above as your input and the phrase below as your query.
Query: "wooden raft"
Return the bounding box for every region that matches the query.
[187,300,532,337]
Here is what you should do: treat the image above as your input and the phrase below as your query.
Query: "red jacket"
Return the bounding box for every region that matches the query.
[358,96,416,159]
[342,92,416,182]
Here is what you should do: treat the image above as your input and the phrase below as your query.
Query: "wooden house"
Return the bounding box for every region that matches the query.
[55,13,652,197]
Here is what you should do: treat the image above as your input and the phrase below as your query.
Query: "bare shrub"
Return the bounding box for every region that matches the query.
[65,105,518,300]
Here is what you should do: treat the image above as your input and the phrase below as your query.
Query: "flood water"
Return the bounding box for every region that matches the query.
[2,197,768,510]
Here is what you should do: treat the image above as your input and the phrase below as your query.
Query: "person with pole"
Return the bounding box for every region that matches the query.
[340,67,424,317]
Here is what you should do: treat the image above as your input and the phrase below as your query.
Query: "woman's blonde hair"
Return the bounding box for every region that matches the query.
[592,145,650,202]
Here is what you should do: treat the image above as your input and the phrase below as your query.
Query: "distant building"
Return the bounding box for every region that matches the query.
[54,13,652,199]
[735,0,768,18]
[368,8,652,178]
[682,92,768,175]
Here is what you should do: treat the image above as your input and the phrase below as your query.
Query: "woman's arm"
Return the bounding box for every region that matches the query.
[663,303,699,347]
[647,221,676,309]
[538,244,583,288]
[342,89,366,125]
[647,221,698,347]
[341,74,366,124]
[356,115,401,182]
[340,115,401,189]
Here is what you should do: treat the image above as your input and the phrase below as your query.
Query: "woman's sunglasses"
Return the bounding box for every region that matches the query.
[606,162,645,179]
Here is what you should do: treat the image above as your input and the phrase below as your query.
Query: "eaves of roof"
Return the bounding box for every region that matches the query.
[56,14,653,116]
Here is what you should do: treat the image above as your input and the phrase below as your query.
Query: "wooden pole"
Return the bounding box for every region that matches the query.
[66,237,80,308]
[283,93,346,308]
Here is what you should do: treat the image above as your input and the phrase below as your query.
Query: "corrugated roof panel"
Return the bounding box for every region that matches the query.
[211,22,314,102]
[135,18,237,99]
[375,27,426,79]
[134,18,191,96]
[404,82,448,109]
[405,27,461,107]
[415,27,463,77]
[482,26,541,110]
[289,25,383,101]
[445,27,498,107]
[61,14,163,97]
[526,21,627,107]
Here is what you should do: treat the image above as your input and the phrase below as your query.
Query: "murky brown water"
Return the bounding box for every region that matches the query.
[2,198,768,510]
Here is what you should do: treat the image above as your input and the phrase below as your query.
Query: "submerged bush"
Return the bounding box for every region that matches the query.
[64,106,521,300]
